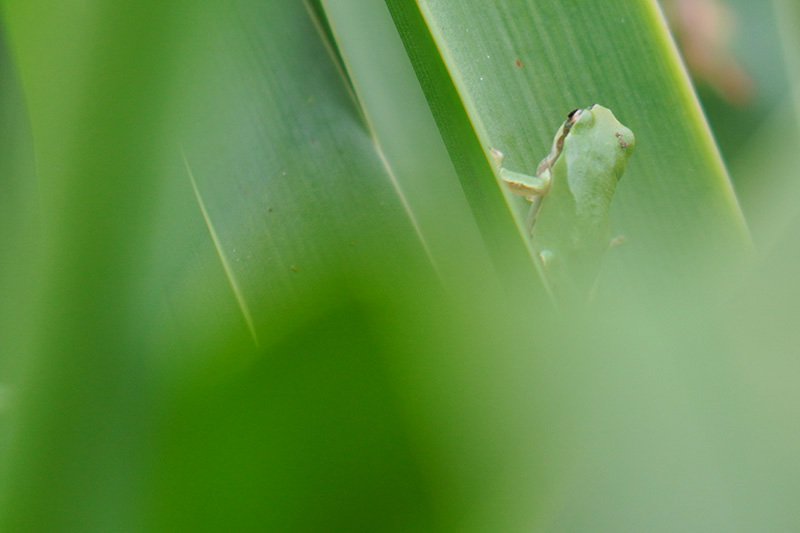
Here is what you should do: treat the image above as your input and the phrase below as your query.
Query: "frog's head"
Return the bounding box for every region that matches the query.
[586,104,635,154]
[574,105,635,177]
[560,104,635,206]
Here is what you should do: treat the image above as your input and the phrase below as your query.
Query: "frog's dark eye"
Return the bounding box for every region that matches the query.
[565,108,584,128]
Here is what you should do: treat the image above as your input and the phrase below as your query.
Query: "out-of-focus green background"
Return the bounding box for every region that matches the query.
[1,0,799,530]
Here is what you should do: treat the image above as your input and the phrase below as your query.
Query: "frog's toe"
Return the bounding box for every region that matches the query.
[539,249,555,267]
[489,147,505,166]
[610,235,626,248]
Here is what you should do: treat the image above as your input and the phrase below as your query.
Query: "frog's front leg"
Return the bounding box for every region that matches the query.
[490,148,551,235]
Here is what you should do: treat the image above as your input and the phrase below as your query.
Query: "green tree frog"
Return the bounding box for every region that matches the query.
[492,104,635,302]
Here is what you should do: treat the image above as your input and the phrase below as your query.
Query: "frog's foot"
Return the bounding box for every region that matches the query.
[490,147,551,199]
[498,167,550,199]
[539,249,555,268]
[489,147,505,167]
[610,235,626,248]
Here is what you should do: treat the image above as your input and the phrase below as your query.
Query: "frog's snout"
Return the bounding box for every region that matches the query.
[615,128,635,152]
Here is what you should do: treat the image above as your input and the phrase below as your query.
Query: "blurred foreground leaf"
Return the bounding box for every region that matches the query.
[4,0,800,531]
